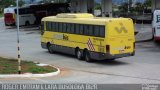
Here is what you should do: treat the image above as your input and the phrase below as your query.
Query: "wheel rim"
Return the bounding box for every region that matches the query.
[77,50,81,59]
[85,52,90,61]
[85,54,89,61]
[48,45,52,53]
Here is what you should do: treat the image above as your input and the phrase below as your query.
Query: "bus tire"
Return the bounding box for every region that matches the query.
[47,43,54,54]
[76,49,82,60]
[5,23,8,26]
[25,21,30,26]
[84,50,92,62]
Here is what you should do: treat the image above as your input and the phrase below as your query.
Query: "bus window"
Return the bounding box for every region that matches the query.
[94,25,100,37]
[80,24,84,35]
[63,23,67,33]
[70,23,75,34]
[46,22,49,31]
[75,24,80,34]
[88,25,94,36]
[100,26,105,37]
[55,22,59,32]
[59,23,63,32]
[52,22,56,31]
[84,25,89,35]
[49,22,52,31]
[46,22,52,31]
[67,23,70,33]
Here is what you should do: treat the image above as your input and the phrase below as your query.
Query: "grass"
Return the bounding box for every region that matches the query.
[0,57,57,74]
[0,13,3,18]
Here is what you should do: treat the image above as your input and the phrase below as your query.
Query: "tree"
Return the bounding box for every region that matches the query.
[0,0,24,14]
[143,0,151,10]
[19,0,24,7]
[135,2,144,13]
[119,2,128,13]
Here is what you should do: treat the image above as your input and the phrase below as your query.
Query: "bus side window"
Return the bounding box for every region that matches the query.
[70,23,75,34]
[88,25,94,36]
[75,24,80,34]
[59,23,63,32]
[67,23,70,33]
[55,22,59,32]
[46,22,49,31]
[94,25,100,37]
[84,25,89,35]
[52,22,56,31]
[63,23,67,33]
[49,22,52,31]
[80,24,84,35]
[100,26,105,37]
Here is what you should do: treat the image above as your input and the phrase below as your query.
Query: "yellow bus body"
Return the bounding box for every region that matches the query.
[41,13,135,60]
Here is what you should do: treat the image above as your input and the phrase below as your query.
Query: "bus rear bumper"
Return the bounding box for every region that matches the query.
[90,52,134,60]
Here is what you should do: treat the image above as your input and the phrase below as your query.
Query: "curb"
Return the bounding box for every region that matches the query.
[0,65,60,78]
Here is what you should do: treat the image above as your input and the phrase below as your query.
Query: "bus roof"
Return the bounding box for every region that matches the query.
[42,13,132,25]
[4,7,16,14]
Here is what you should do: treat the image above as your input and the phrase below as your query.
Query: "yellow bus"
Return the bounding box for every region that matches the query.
[41,13,135,62]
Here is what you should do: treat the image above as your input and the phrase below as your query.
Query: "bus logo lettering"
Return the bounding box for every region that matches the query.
[87,38,95,51]
[115,23,128,33]
[63,34,69,40]
[125,46,131,49]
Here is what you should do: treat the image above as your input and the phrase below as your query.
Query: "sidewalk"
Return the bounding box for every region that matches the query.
[135,24,153,42]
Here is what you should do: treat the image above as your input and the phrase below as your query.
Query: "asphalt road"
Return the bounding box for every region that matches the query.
[0,18,160,84]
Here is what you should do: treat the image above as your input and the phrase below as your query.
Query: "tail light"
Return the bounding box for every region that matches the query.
[106,45,110,53]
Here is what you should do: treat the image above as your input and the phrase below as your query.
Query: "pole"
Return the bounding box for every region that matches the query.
[16,0,21,74]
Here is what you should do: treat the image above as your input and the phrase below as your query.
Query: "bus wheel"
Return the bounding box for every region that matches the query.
[5,23,8,26]
[47,43,54,54]
[84,50,92,62]
[25,21,30,26]
[76,49,82,60]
